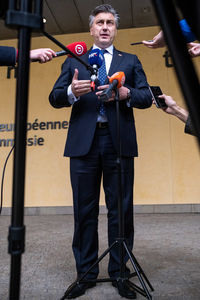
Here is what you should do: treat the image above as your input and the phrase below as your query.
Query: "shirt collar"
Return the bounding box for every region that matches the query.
[93,44,113,55]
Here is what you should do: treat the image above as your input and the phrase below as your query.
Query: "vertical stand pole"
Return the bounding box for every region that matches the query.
[115,88,126,277]
[6,1,43,299]
[9,18,31,300]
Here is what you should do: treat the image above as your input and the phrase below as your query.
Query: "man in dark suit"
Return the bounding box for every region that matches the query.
[49,4,152,299]
[0,45,56,66]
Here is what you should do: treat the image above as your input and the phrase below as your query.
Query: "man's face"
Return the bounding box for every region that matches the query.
[90,12,117,48]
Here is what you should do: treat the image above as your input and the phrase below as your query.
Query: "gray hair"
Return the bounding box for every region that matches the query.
[89,4,120,28]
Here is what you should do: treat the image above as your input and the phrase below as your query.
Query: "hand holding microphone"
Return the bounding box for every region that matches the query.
[97,72,126,102]
[31,41,87,62]
[56,41,87,57]
[30,48,57,63]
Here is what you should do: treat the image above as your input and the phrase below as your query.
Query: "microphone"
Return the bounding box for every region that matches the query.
[42,31,94,74]
[100,72,125,102]
[88,49,104,91]
[56,41,87,57]
[31,42,87,62]
[88,49,104,81]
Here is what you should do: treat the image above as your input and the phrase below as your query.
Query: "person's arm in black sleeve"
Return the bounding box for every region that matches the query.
[0,46,16,66]
[184,115,197,136]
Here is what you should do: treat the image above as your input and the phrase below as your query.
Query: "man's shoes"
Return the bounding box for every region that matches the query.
[65,282,96,299]
[112,279,137,299]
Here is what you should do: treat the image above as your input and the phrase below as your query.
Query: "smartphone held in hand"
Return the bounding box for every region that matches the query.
[149,86,167,108]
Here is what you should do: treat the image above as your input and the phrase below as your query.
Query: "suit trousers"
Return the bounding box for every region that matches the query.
[70,126,134,279]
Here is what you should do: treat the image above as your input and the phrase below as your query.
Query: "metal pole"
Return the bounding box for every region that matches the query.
[6,0,43,298]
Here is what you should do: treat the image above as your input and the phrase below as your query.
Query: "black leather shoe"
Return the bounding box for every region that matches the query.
[65,282,96,299]
[112,279,137,299]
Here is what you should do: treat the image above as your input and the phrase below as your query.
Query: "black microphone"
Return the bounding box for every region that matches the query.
[100,72,125,102]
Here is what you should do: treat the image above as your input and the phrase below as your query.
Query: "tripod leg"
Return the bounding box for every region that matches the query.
[123,241,154,291]
[78,240,118,282]
[60,241,117,300]
[123,241,153,300]
[129,251,154,291]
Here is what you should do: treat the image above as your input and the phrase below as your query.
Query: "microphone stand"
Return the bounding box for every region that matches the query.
[3,3,99,298]
[61,86,154,300]
[5,1,43,300]
[42,30,95,76]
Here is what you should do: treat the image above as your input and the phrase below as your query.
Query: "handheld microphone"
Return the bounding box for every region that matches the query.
[42,31,94,74]
[88,49,104,80]
[88,49,104,91]
[31,42,87,62]
[56,41,87,57]
[100,72,125,102]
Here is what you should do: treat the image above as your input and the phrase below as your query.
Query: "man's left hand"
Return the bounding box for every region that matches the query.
[96,85,130,101]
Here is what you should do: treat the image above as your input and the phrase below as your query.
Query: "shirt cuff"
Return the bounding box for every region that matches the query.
[67,84,79,105]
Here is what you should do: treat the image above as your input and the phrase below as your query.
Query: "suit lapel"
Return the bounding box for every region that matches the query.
[108,48,124,76]
[80,50,92,79]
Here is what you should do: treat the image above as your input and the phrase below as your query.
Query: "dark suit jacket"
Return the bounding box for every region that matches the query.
[49,48,152,158]
[0,46,16,66]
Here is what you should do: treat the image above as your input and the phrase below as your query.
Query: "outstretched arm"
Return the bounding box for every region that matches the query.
[157,94,189,123]
[142,31,165,49]
[30,48,56,63]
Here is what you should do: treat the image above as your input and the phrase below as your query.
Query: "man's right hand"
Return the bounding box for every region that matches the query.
[71,68,91,98]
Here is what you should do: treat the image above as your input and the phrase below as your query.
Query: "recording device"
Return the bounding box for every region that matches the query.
[88,49,104,90]
[55,41,87,57]
[130,40,153,45]
[100,72,125,102]
[149,86,167,108]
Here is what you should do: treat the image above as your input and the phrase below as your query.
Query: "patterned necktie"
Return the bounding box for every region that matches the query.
[98,50,107,117]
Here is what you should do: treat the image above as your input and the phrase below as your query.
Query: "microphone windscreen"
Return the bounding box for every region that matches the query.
[88,49,104,68]
[67,42,87,57]
[109,72,125,88]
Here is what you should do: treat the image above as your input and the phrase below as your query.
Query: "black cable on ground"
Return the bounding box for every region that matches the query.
[0,145,14,215]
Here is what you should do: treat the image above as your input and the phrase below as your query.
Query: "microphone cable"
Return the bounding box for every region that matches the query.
[0,145,14,215]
